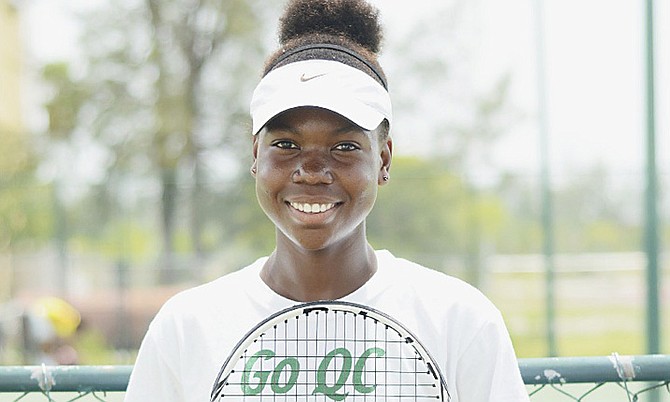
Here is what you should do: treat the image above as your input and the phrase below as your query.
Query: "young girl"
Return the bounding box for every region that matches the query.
[125,0,529,401]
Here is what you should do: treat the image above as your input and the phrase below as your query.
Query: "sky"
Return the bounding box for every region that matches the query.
[18,0,670,187]
[374,0,669,185]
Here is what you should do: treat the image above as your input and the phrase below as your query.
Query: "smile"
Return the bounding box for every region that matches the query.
[289,202,336,214]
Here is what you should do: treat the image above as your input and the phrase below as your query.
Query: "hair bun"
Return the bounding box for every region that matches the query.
[279,0,383,54]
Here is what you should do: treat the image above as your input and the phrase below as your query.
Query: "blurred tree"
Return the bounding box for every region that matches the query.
[0,1,46,298]
[381,2,518,286]
[384,2,518,167]
[32,0,649,291]
[368,156,506,282]
[220,175,275,256]
[553,164,641,252]
[40,62,90,296]
[61,0,275,283]
[493,173,543,254]
[492,166,643,254]
[0,132,45,252]
[42,63,88,139]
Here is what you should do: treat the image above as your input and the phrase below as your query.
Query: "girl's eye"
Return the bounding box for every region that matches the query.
[273,140,299,150]
[333,142,360,152]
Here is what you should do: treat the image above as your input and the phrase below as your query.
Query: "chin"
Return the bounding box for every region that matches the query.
[284,231,341,253]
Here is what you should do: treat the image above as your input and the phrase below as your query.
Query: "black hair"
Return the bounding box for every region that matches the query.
[263,0,388,89]
[263,0,390,136]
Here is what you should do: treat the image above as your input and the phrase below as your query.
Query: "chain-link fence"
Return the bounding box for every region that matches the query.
[2,391,123,401]
[0,355,669,401]
[528,381,670,401]
[522,354,670,401]
[0,365,128,402]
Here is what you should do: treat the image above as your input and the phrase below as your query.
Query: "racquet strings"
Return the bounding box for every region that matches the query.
[212,304,447,401]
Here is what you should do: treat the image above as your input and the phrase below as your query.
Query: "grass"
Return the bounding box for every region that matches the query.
[485,267,669,358]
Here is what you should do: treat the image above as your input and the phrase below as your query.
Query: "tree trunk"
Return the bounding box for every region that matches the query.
[158,167,178,284]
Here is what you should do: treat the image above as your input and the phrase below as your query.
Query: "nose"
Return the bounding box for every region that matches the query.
[292,151,334,185]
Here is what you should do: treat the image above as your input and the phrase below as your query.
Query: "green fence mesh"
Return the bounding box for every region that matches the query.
[0,355,668,401]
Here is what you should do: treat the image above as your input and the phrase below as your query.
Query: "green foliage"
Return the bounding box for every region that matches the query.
[0,181,53,249]
[487,269,670,358]
[213,175,276,256]
[3,0,668,363]
[9,0,659,281]
[582,220,640,251]
[74,328,117,365]
[0,127,49,249]
[33,0,277,282]
[368,156,506,271]
[369,157,460,254]
[70,220,158,264]
[42,63,88,138]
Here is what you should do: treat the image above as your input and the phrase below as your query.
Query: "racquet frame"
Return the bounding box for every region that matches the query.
[210,300,450,401]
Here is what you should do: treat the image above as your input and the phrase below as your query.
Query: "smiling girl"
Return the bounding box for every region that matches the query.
[125,1,528,401]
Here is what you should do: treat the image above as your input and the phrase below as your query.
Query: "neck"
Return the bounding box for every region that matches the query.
[260,233,377,302]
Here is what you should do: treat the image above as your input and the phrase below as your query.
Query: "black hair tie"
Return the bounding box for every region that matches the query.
[269,43,388,90]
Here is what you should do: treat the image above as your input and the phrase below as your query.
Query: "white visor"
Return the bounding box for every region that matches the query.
[250,60,392,135]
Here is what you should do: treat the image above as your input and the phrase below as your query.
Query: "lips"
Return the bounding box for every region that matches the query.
[288,202,336,214]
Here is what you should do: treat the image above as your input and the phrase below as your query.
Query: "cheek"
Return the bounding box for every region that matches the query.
[352,166,379,208]
[363,178,379,202]
[255,150,283,185]
[254,157,281,205]
[255,175,280,223]
[255,165,281,197]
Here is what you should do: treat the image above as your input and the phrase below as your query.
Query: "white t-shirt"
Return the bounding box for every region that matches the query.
[124,250,529,402]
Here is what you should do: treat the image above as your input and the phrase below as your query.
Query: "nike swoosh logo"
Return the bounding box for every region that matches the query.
[300,73,327,82]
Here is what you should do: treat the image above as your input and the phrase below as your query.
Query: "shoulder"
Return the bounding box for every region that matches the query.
[153,257,267,323]
[377,250,498,313]
[373,250,504,341]
[373,252,526,399]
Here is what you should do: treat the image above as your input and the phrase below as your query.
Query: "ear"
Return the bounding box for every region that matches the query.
[251,134,259,177]
[378,137,393,185]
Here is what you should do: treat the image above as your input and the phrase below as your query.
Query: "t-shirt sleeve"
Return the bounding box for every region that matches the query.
[454,310,529,402]
[124,315,183,402]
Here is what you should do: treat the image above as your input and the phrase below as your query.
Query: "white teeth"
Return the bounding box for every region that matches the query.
[290,202,335,214]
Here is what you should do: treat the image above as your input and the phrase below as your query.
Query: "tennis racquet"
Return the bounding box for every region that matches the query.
[210,300,450,401]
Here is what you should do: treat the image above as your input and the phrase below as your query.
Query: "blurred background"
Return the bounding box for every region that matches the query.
[0,0,668,366]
